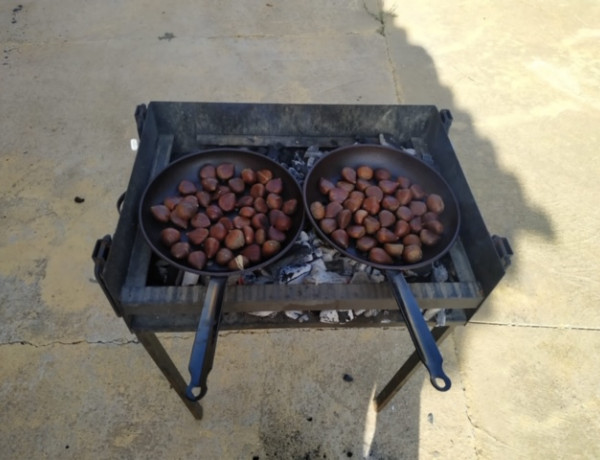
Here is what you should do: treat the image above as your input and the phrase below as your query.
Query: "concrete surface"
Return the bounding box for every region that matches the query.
[1,1,599,458]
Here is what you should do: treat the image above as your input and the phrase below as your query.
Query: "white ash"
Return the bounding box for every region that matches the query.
[319,309,339,324]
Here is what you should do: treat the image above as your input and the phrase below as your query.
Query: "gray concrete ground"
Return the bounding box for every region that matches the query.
[1,1,599,458]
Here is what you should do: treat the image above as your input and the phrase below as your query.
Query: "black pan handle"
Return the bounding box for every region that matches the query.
[386,270,451,391]
[186,276,227,401]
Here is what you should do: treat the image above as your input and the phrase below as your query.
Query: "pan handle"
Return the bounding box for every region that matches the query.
[386,270,451,391]
[186,276,227,401]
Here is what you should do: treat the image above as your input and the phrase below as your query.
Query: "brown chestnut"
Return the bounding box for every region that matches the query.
[199,164,216,179]
[369,247,393,264]
[409,200,427,217]
[396,206,413,222]
[216,163,235,181]
[356,178,371,192]
[409,184,426,200]
[196,191,212,208]
[169,213,188,229]
[376,228,399,244]
[241,168,257,185]
[426,194,445,214]
[331,229,349,249]
[319,177,335,195]
[381,195,400,212]
[239,206,256,218]
[365,185,384,202]
[319,218,337,234]
[403,244,423,263]
[379,210,396,228]
[424,219,444,235]
[236,195,254,208]
[357,165,374,180]
[254,228,266,245]
[242,225,255,244]
[379,180,398,195]
[337,208,352,229]
[209,222,227,241]
[396,176,411,189]
[151,205,170,223]
[362,196,381,215]
[282,199,298,216]
[225,229,246,250]
[232,215,251,229]
[218,192,236,212]
[325,201,343,218]
[395,189,413,206]
[178,180,197,195]
[187,251,207,270]
[356,236,377,252]
[170,242,191,259]
[363,216,381,234]
[187,227,209,245]
[266,178,283,194]
[394,220,411,238]
[253,196,268,213]
[374,168,391,181]
[164,196,182,210]
[268,226,286,243]
[262,240,281,258]
[203,237,220,259]
[160,228,181,247]
[250,183,266,198]
[347,225,366,239]
[341,166,357,184]
[228,177,246,194]
[328,187,349,203]
[402,234,421,247]
[201,177,218,192]
[251,213,269,230]
[310,201,325,220]
[205,204,223,221]
[336,181,355,192]
[241,244,261,263]
[353,209,369,224]
[215,247,234,266]
[383,243,404,258]
[174,201,197,220]
[420,229,441,246]
[266,193,283,210]
[409,217,423,233]
[257,169,273,185]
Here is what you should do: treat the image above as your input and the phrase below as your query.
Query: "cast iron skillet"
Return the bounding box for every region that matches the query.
[139,149,305,400]
[304,144,460,391]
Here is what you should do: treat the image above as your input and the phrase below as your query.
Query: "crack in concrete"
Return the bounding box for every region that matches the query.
[362,0,402,103]
[2,339,139,347]
[469,321,600,332]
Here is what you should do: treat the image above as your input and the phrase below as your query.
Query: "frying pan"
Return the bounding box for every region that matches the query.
[139,149,305,400]
[304,144,460,391]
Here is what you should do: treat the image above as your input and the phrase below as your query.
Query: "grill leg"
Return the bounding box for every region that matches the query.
[135,330,203,420]
[374,326,452,412]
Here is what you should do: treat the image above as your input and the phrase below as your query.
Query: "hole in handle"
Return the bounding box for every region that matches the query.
[186,384,204,401]
[430,374,452,392]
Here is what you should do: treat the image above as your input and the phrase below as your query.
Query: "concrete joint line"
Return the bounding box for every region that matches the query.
[2,339,139,348]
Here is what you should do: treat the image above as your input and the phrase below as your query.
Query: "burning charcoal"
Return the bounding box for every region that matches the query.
[278,263,311,284]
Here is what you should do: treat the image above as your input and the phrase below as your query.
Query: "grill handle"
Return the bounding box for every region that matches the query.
[386,270,452,392]
[186,276,227,401]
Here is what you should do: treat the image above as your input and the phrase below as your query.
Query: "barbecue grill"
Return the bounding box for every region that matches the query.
[92,102,512,419]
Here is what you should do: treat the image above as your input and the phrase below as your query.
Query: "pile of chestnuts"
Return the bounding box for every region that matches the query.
[150,162,298,271]
[309,165,446,265]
